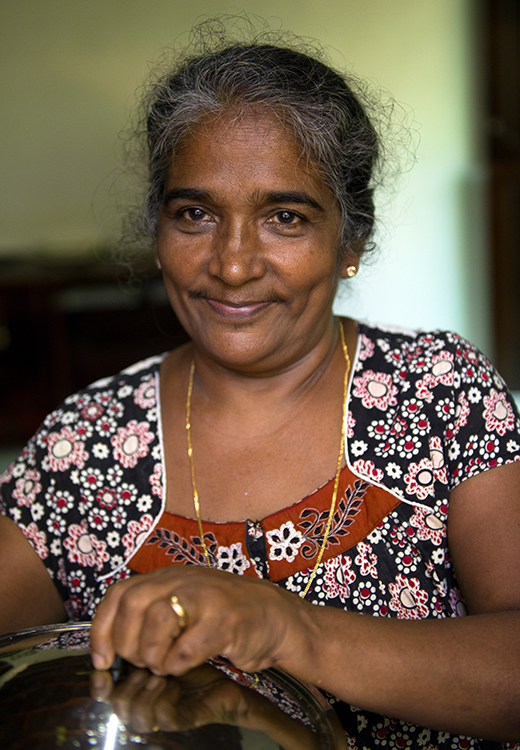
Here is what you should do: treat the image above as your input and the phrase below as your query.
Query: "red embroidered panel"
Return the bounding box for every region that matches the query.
[129,466,401,581]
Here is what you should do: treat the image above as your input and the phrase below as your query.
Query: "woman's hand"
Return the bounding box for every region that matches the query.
[90,565,315,677]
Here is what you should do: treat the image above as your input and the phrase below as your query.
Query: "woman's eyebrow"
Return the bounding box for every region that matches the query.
[261,191,325,211]
[162,187,212,205]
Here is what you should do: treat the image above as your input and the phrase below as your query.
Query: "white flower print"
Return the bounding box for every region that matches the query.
[95,414,117,437]
[506,439,520,453]
[468,386,481,404]
[432,548,445,565]
[216,543,250,575]
[117,384,133,399]
[31,502,44,521]
[385,462,402,479]
[479,433,499,460]
[266,521,304,563]
[10,506,21,523]
[92,443,110,460]
[350,440,368,457]
[107,531,120,548]
[12,462,26,478]
[396,434,421,459]
[448,440,461,461]
[69,570,87,593]
[137,494,153,513]
[50,538,61,557]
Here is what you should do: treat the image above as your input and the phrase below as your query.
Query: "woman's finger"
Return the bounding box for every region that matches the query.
[137,597,186,674]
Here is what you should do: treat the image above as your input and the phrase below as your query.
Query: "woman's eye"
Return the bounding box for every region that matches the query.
[183,207,207,221]
[275,210,299,224]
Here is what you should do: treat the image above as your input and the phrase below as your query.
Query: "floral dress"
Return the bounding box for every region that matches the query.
[1,321,519,749]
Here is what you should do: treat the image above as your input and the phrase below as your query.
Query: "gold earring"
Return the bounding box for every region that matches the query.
[346,265,357,278]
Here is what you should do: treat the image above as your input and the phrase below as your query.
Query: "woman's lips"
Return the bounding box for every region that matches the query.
[204,298,273,319]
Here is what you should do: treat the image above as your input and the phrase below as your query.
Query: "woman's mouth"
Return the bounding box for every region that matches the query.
[204,298,273,319]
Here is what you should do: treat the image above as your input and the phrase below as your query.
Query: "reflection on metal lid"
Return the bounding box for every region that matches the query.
[0,623,346,750]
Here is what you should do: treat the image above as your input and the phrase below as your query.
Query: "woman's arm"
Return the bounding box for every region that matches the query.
[91,462,520,741]
[0,515,67,633]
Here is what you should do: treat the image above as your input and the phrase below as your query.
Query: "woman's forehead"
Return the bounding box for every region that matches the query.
[166,108,332,201]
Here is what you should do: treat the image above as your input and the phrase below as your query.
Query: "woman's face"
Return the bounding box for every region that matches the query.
[156,110,348,374]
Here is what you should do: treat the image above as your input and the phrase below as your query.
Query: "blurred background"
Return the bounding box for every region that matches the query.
[0,0,519,469]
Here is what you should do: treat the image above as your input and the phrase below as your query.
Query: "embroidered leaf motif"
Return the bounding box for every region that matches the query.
[297,480,368,560]
[146,528,217,566]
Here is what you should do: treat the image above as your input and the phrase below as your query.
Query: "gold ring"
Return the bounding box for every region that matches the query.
[152,725,160,733]
[170,595,188,630]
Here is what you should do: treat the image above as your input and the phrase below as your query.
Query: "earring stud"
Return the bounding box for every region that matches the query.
[346,265,357,278]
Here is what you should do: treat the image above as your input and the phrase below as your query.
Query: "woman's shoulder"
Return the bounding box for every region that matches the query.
[354,321,502,386]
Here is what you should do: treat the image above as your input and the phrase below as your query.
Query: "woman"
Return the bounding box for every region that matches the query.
[1,35,520,747]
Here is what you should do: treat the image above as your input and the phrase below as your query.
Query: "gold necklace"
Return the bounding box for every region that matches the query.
[185,321,351,598]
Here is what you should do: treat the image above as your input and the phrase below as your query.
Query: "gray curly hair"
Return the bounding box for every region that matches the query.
[131,24,382,261]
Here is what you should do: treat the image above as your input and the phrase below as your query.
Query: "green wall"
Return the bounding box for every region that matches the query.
[0,0,489,353]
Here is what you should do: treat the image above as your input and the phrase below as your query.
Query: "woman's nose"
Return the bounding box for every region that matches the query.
[208,221,266,286]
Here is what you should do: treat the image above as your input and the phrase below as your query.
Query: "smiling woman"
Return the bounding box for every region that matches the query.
[1,21,520,750]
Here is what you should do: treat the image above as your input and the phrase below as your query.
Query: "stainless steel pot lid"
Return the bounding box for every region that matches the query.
[0,622,346,749]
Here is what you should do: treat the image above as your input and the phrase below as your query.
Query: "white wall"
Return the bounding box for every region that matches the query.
[0,0,489,352]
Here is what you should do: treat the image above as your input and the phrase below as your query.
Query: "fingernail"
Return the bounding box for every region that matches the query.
[91,651,108,670]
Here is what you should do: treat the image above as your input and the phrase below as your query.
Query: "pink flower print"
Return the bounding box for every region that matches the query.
[12,469,42,507]
[96,487,118,510]
[453,392,470,435]
[346,410,356,439]
[19,522,48,559]
[46,427,88,472]
[81,402,104,421]
[409,506,446,546]
[428,437,448,485]
[449,587,468,617]
[354,541,378,578]
[134,379,157,409]
[122,514,154,555]
[404,457,436,500]
[483,389,516,436]
[149,462,163,497]
[388,574,429,619]
[352,371,398,411]
[358,333,375,361]
[111,420,154,468]
[429,351,455,386]
[352,459,384,483]
[323,555,356,602]
[63,519,109,570]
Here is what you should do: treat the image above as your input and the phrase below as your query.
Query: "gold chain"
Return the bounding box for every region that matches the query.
[185,320,351,596]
